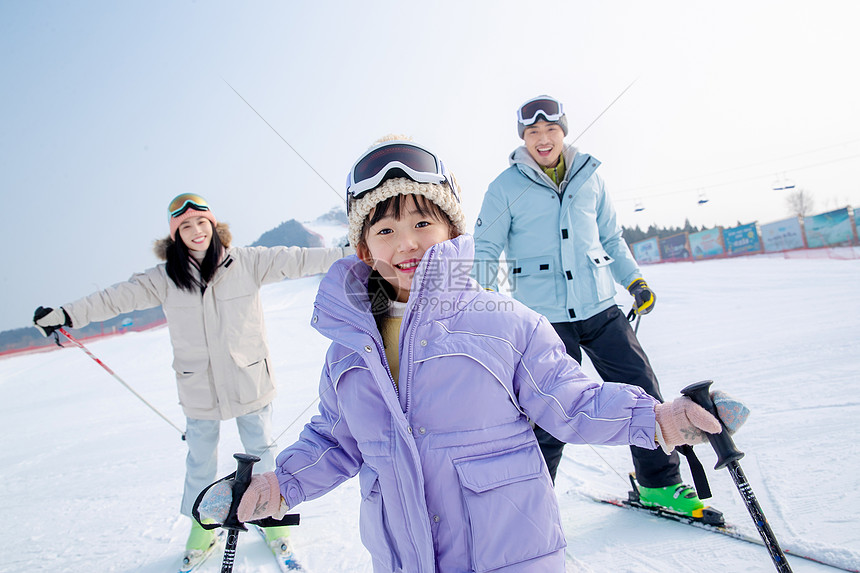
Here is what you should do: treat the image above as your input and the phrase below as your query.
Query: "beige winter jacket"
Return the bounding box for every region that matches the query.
[63,223,351,420]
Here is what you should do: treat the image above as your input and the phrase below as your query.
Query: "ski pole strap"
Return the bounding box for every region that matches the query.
[626,306,642,335]
[626,307,637,322]
[191,471,301,530]
[248,514,301,528]
[677,444,712,500]
[193,472,236,530]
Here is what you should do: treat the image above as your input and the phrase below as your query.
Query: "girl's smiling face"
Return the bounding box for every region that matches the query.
[357,194,454,302]
[178,216,213,252]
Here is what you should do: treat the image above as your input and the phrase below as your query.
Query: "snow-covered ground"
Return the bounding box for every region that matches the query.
[1,252,859,572]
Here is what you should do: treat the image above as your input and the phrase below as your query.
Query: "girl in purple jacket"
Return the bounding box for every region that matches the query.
[201,136,733,572]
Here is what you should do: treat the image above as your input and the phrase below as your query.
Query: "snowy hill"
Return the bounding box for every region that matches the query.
[1,254,858,572]
[250,219,327,249]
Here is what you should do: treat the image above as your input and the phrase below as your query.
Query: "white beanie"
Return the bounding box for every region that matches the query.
[347,137,466,247]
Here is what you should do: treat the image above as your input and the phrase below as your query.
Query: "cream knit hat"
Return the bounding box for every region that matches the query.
[347,136,466,247]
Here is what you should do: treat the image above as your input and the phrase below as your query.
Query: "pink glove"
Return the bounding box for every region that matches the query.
[237,472,288,522]
[654,396,722,451]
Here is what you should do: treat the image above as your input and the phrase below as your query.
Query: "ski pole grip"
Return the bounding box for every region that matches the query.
[223,453,261,531]
[681,380,745,470]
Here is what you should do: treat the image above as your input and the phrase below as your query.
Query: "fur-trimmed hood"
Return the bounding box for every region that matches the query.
[153,222,233,261]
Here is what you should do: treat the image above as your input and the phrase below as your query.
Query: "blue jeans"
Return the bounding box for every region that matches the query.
[180,403,276,516]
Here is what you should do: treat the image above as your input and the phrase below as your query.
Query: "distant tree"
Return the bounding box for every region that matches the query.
[623,219,719,245]
[786,188,815,218]
[622,224,646,244]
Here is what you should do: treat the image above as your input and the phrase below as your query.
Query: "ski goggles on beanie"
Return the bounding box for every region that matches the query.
[517,96,565,126]
[345,141,459,213]
[168,193,211,218]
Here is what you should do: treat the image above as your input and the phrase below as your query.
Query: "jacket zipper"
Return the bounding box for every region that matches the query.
[314,301,431,572]
[401,246,436,415]
[558,155,596,203]
[317,303,400,400]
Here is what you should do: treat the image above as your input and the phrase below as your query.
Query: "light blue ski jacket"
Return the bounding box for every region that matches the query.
[473,146,642,322]
[273,235,658,572]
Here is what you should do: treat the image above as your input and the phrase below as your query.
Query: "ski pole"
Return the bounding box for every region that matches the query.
[57,327,186,439]
[218,453,259,573]
[681,380,793,573]
[192,455,301,572]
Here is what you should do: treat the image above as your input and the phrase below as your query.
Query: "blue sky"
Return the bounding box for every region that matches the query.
[2,1,859,331]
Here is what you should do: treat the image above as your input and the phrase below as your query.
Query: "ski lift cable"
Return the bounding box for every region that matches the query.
[618,152,860,203]
[619,138,860,195]
[571,78,638,145]
[221,78,343,206]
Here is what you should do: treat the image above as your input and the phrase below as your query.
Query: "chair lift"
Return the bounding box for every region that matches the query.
[772,175,785,191]
[697,192,709,205]
[773,173,795,191]
[634,200,645,212]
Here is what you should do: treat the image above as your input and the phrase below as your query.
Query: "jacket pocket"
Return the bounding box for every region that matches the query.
[586,247,616,301]
[175,369,216,411]
[230,354,273,405]
[454,443,565,572]
[213,274,258,301]
[509,255,561,308]
[358,465,401,571]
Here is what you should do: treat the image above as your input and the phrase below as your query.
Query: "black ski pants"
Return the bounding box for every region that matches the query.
[534,305,682,488]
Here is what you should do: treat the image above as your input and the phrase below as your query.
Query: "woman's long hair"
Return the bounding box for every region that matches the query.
[165,220,224,292]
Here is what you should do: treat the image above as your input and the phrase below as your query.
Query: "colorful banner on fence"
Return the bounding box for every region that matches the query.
[689,228,725,259]
[632,237,661,263]
[804,207,856,248]
[659,233,691,261]
[761,217,805,252]
[723,223,761,255]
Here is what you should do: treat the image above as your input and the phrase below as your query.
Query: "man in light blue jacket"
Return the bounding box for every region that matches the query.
[473,95,709,518]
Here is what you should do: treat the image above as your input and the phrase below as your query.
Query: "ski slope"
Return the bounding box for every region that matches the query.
[1,252,858,572]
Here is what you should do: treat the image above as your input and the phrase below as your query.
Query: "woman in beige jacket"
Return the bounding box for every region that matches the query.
[33,193,350,570]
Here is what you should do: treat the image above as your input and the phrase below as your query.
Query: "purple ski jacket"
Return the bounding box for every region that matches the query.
[274,235,659,572]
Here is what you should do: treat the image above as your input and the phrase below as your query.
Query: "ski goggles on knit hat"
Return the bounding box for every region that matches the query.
[517,95,565,126]
[345,141,459,214]
[168,193,211,218]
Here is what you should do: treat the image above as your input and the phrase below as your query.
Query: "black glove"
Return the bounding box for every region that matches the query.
[627,279,656,316]
[33,306,71,337]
